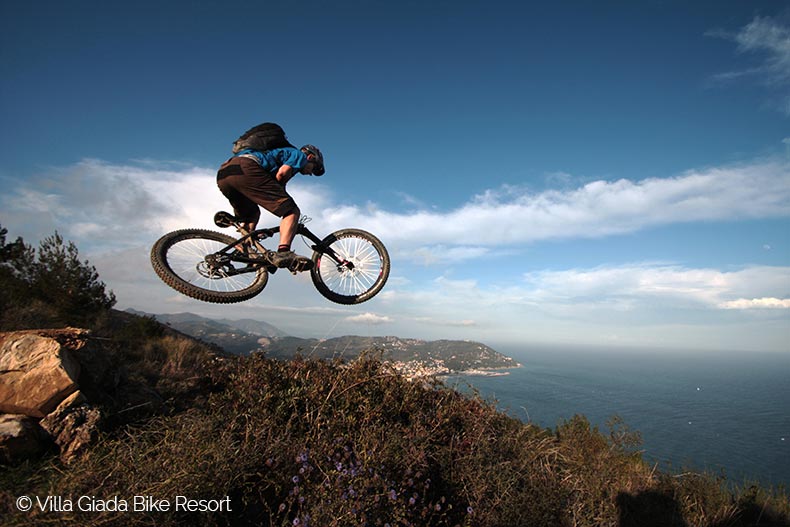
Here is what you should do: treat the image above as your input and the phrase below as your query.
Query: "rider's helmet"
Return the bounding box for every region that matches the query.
[301,144,325,176]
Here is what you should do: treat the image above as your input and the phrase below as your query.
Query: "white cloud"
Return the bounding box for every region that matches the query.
[315,159,790,253]
[344,312,393,325]
[408,245,490,265]
[521,264,790,310]
[2,157,787,260]
[709,16,790,113]
[0,159,220,251]
[719,298,790,310]
[732,16,790,85]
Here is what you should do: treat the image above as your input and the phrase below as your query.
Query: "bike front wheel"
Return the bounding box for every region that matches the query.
[310,229,390,305]
[151,229,268,304]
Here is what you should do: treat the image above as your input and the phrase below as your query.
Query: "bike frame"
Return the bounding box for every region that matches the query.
[211,223,351,275]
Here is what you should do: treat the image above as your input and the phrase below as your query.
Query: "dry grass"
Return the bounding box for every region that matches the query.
[2,351,787,527]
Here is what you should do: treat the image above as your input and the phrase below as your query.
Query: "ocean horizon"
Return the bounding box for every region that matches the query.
[443,345,790,488]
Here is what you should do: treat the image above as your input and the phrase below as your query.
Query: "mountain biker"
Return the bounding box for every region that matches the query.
[216,144,325,269]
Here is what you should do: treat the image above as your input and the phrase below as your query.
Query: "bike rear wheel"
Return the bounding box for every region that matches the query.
[151,229,268,304]
[310,229,390,305]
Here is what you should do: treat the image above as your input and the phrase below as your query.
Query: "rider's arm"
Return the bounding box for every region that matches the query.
[275,164,296,185]
[273,148,308,185]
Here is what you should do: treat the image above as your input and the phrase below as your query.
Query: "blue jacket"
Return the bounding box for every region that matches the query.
[235,147,308,173]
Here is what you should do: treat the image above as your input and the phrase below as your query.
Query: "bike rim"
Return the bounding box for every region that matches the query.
[166,236,262,294]
[316,235,385,298]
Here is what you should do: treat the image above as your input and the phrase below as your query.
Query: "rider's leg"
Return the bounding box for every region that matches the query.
[277,211,299,251]
[270,207,312,270]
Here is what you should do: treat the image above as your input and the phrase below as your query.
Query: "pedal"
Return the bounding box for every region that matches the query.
[288,258,314,274]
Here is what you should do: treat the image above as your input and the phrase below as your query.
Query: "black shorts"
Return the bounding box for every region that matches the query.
[216,157,299,224]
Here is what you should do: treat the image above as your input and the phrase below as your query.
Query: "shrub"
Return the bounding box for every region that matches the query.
[0,225,116,330]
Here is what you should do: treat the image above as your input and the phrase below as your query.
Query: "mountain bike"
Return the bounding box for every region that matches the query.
[150,211,390,305]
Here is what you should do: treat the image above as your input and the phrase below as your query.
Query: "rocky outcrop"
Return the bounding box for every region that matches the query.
[40,391,101,462]
[0,414,50,463]
[0,329,99,464]
[0,322,218,464]
[0,329,86,417]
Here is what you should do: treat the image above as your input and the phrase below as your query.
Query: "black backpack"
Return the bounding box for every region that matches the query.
[232,122,295,154]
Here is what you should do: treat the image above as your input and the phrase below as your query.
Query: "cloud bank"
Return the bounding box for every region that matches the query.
[1,155,787,350]
[332,160,790,252]
[1,157,788,259]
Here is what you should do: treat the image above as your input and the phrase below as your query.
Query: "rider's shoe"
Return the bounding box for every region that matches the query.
[268,250,313,271]
[289,257,314,273]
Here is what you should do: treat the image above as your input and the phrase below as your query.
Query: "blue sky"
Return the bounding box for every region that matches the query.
[1,1,789,352]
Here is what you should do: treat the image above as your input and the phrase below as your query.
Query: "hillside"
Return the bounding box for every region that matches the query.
[128,310,520,377]
[2,315,788,527]
[124,310,286,356]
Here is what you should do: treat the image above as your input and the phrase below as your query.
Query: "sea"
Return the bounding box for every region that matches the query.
[442,345,790,488]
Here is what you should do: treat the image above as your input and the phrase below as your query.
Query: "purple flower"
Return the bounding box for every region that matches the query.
[388,490,398,501]
[292,476,300,484]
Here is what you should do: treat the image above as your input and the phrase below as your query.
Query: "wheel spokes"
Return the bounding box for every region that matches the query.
[168,238,258,293]
[320,236,383,297]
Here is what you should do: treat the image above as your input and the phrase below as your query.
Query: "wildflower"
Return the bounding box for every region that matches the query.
[292,476,300,484]
[467,506,474,514]
[388,490,398,501]
[434,503,442,512]
[293,519,300,526]
[409,497,416,506]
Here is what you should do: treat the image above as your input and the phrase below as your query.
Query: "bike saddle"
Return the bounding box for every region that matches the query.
[214,211,238,228]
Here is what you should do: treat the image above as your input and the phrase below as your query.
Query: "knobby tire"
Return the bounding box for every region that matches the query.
[310,229,390,305]
[150,229,268,304]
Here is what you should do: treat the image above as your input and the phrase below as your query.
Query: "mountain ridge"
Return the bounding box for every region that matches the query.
[125,309,520,377]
